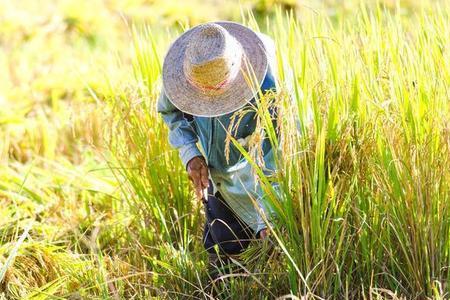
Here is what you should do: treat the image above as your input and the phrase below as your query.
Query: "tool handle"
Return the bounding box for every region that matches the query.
[202,187,208,204]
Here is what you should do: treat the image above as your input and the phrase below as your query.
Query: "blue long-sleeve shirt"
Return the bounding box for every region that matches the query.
[157,33,278,233]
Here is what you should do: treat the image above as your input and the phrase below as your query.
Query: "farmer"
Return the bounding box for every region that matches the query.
[158,22,278,273]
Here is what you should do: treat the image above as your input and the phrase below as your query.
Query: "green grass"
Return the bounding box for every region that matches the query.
[1,0,449,299]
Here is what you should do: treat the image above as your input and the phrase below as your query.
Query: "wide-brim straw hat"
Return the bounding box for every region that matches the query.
[162,21,268,117]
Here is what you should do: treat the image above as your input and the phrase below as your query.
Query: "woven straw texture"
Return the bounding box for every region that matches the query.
[162,21,268,117]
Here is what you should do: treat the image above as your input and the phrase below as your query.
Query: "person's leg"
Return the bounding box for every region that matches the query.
[202,188,255,288]
[203,190,255,255]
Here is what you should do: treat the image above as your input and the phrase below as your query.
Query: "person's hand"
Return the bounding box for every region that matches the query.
[259,228,269,239]
[187,156,209,200]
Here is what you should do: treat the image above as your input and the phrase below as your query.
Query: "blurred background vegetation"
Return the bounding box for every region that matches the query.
[0,0,438,161]
[0,0,438,163]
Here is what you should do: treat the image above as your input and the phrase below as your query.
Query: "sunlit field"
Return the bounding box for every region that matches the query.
[0,0,449,299]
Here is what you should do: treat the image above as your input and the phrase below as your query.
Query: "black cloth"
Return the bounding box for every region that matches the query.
[202,183,256,255]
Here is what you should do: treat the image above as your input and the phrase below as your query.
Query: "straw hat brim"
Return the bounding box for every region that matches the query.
[162,21,268,117]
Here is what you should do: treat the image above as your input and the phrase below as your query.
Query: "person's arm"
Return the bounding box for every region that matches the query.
[157,89,209,199]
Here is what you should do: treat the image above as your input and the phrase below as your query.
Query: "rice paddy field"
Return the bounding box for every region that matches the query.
[0,0,449,299]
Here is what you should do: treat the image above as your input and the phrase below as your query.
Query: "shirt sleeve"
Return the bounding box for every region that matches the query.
[259,32,304,132]
[157,88,203,168]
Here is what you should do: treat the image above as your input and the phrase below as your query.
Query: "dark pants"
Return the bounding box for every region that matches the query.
[203,183,256,255]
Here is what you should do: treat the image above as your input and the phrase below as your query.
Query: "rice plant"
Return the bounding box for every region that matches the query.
[0,0,448,299]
